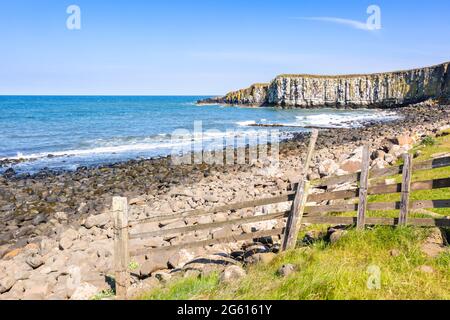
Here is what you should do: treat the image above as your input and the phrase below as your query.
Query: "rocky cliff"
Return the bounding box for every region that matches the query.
[199,61,450,108]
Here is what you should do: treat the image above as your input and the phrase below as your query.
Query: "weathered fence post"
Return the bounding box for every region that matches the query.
[282,129,318,251]
[399,153,413,226]
[112,197,129,299]
[357,145,370,230]
[282,180,311,250]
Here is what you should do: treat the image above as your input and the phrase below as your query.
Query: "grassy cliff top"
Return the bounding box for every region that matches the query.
[275,61,449,80]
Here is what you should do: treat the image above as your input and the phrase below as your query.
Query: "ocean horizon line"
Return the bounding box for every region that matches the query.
[0,94,218,97]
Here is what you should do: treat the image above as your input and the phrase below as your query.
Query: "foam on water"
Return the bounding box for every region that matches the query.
[0,96,401,173]
[293,110,400,128]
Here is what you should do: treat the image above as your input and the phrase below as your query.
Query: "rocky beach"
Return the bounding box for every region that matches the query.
[0,101,449,300]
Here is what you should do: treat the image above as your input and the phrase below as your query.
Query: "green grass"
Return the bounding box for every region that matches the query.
[140,227,449,300]
[139,130,450,300]
[140,273,220,300]
[367,130,450,217]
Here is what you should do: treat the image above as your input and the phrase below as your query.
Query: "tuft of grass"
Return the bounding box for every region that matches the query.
[91,289,115,300]
[129,261,140,271]
[139,273,220,300]
[421,136,437,147]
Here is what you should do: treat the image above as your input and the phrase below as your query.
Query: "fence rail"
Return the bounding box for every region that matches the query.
[112,131,450,298]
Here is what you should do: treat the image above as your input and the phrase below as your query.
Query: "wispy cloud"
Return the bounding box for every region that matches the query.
[295,16,374,31]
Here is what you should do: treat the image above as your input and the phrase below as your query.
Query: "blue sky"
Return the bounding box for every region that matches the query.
[1,0,449,95]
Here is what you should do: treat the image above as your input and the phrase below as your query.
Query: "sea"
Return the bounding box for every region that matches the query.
[0,96,400,174]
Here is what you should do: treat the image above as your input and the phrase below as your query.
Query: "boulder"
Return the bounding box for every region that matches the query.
[127,277,160,298]
[59,228,79,250]
[8,280,25,299]
[394,135,415,146]
[40,238,58,255]
[219,265,246,284]
[153,270,172,283]
[277,264,296,277]
[32,214,47,226]
[129,197,146,206]
[139,254,171,276]
[12,264,31,281]
[212,226,234,239]
[318,159,339,177]
[161,220,186,230]
[303,230,324,244]
[0,276,15,294]
[213,213,228,223]
[54,212,68,222]
[372,150,386,160]
[421,228,447,258]
[70,282,99,300]
[204,194,219,203]
[384,153,396,164]
[339,158,362,174]
[131,222,159,235]
[371,158,388,170]
[3,168,16,178]
[3,248,23,260]
[388,144,409,158]
[66,265,82,296]
[167,249,197,269]
[182,254,238,276]
[328,228,347,244]
[244,252,276,265]
[26,254,44,269]
[83,212,110,229]
[418,265,434,274]
[22,281,50,300]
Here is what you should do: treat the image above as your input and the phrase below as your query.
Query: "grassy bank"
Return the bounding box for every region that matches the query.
[139,130,450,300]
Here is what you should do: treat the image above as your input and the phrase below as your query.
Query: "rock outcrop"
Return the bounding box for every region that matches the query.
[199,61,450,108]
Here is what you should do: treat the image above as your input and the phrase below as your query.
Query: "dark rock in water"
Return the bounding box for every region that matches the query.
[3,168,16,178]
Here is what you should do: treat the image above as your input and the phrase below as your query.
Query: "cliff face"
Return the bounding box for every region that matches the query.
[200,62,450,108]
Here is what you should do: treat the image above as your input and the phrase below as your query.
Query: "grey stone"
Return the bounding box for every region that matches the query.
[329,229,347,244]
[83,212,110,229]
[54,212,68,222]
[204,194,219,203]
[0,276,15,294]
[277,264,296,277]
[59,228,79,250]
[40,238,58,255]
[26,254,44,269]
[70,282,99,300]
[32,214,47,226]
[244,252,276,265]
[22,281,50,300]
[219,265,246,284]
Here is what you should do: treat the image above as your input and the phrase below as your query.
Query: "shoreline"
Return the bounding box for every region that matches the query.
[0,103,449,300]
[0,104,448,226]
[0,107,401,176]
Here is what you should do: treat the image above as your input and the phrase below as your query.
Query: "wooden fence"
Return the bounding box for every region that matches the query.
[111,131,450,298]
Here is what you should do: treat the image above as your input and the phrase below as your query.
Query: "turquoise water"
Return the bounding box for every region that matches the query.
[0,96,399,173]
